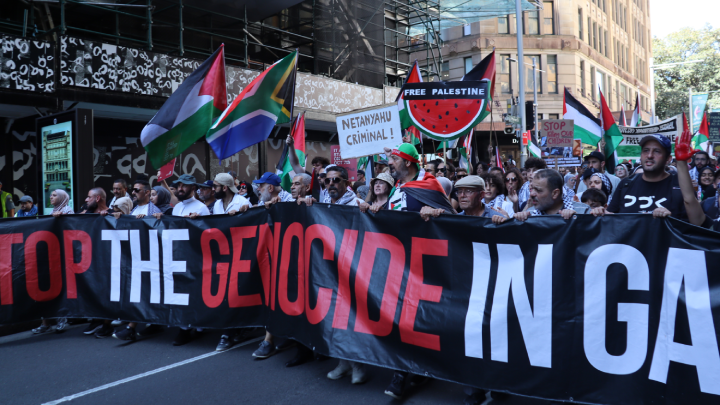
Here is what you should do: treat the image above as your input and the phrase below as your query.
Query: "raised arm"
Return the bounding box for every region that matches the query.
[286,134,306,175]
[675,129,707,226]
[157,170,180,206]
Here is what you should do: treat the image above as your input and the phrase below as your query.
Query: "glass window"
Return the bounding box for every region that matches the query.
[498,16,509,34]
[604,30,609,56]
[578,9,583,40]
[598,26,602,53]
[549,113,560,120]
[543,2,554,34]
[588,18,592,44]
[500,54,512,94]
[524,55,541,93]
[580,60,585,95]
[441,62,450,80]
[547,55,557,93]
[463,24,471,36]
[593,22,598,50]
[590,66,596,101]
[464,57,473,75]
[528,10,540,35]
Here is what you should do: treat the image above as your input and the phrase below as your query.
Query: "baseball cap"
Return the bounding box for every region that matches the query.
[172,174,198,186]
[253,172,281,187]
[19,195,33,203]
[584,151,606,162]
[214,173,239,194]
[454,175,485,189]
[358,170,365,176]
[639,134,671,156]
[198,180,213,188]
[375,159,389,165]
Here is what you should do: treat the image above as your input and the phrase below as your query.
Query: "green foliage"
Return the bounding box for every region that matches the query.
[653,25,720,119]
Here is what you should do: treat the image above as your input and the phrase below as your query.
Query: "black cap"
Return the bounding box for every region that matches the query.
[584,151,606,162]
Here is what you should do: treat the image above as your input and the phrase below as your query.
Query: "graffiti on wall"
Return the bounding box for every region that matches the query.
[0,35,54,92]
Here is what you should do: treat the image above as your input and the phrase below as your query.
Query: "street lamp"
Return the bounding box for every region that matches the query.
[507,57,545,145]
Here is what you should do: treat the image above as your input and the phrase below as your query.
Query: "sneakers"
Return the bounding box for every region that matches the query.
[351,362,367,384]
[113,326,137,341]
[83,320,104,335]
[94,323,114,338]
[138,324,163,337]
[216,335,232,351]
[173,329,193,346]
[285,345,314,368]
[384,372,406,399]
[55,318,68,332]
[111,320,124,327]
[327,360,352,380]
[32,324,53,334]
[252,340,277,359]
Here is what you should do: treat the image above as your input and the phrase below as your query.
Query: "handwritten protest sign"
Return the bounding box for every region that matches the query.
[336,105,402,159]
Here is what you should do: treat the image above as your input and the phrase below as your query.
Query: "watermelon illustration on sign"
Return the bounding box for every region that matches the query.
[399,81,489,141]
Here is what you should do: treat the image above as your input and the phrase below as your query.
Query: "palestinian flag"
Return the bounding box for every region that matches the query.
[462,50,496,121]
[528,132,542,158]
[406,125,422,146]
[600,88,623,175]
[494,146,505,173]
[618,104,628,126]
[630,93,641,127]
[564,87,602,146]
[397,60,423,129]
[357,155,375,187]
[141,45,227,169]
[276,112,306,192]
[401,172,455,213]
[206,51,297,160]
[436,138,459,151]
[458,129,473,170]
[693,111,710,151]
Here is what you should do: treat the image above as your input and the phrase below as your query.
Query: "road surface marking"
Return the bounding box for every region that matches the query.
[42,336,263,405]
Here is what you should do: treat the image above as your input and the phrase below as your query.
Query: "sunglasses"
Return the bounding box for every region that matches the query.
[506,177,518,182]
[239,184,247,189]
[456,174,467,179]
[132,188,145,193]
[438,168,447,172]
[318,173,327,179]
[324,177,346,185]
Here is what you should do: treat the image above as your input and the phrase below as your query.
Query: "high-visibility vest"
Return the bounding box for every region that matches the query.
[0,190,10,218]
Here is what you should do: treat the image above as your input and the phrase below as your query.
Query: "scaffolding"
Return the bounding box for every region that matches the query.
[1,0,535,88]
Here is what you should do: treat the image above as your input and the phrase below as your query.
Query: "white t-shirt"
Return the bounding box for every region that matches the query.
[213,194,251,215]
[172,197,210,216]
[132,204,149,216]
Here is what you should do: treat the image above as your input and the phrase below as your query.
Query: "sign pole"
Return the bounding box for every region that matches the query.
[515,0,527,168]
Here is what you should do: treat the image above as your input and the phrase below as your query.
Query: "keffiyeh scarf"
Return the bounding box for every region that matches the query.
[323,189,357,205]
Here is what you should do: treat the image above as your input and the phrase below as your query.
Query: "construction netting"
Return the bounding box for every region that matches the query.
[437,0,539,28]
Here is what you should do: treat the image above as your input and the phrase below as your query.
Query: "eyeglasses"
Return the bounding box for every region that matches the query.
[438,167,447,172]
[506,177,518,182]
[318,173,327,179]
[457,188,478,196]
[132,188,145,193]
[456,174,467,179]
[239,184,247,189]
[324,177,346,185]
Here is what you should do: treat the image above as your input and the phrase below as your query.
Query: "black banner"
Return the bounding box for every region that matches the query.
[2,204,720,405]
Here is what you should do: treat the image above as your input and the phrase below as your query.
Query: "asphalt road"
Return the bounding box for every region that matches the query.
[0,324,558,405]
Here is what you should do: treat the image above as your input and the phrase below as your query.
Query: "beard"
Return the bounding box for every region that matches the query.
[389,163,407,181]
[87,200,97,212]
[176,188,192,201]
[214,190,227,200]
[259,189,272,202]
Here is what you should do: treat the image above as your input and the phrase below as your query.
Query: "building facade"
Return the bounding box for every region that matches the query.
[0,0,440,203]
[428,0,652,162]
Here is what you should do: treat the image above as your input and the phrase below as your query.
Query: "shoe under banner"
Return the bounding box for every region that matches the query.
[1,206,720,405]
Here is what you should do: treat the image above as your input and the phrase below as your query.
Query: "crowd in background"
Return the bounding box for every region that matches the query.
[4,128,719,404]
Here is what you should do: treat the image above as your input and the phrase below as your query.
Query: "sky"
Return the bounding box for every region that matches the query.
[651,0,720,38]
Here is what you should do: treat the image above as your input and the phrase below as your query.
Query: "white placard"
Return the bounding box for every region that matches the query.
[336,105,402,159]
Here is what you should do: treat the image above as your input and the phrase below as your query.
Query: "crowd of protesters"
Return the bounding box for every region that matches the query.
[3,127,720,404]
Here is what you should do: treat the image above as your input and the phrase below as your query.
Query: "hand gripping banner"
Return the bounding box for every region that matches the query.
[2,204,720,405]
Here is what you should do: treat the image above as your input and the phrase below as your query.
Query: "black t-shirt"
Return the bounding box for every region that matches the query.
[607,174,687,220]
